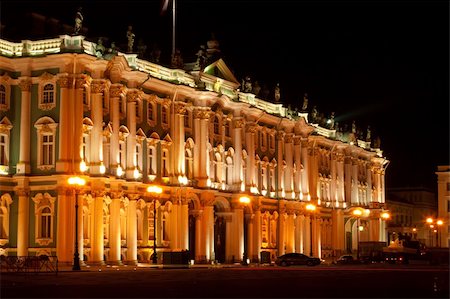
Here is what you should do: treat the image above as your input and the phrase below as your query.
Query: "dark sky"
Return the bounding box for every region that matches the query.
[1,0,449,191]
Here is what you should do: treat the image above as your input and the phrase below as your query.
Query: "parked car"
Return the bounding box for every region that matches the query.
[333,255,361,265]
[275,253,321,267]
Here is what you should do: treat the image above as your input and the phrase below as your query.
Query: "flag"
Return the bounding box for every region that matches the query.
[160,0,169,16]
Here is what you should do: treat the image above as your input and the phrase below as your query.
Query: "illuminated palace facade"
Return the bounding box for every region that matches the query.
[0,35,390,265]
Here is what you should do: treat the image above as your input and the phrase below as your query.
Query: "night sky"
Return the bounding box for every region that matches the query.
[1,0,448,191]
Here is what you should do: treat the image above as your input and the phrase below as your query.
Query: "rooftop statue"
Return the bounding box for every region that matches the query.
[366,125,371,142]
[328,112,335,129]
[242,76,252,93]
[126,25,135,53]
[252,80,261,96]
[74,7,83,35]
[351,120,357,134]
[311,106,318,123]
[137,39,147,58]
[194,45,207,70]
[373,136,381,149]
[206,33,221,65]
[171,48,184,69]
[95,38,106,58]
[302,93,308,111]
[274,82,281,102]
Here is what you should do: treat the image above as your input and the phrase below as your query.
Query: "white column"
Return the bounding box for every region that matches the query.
[126,91,138,179]
[234,207,244,261]
[91,190,104,264]
[181,202,189,250]
[56,76,74,172]
[126,196,138,265]
[202,205,214,261]
[284,134,294,197]
[276,132,285,197]
[253,208,261,262]
[109,194,122,264]
[90,81,105,174]
[293,137,301,197]
[245,123,257,190]
[294,214,303,253]
[17,79,31,174]
[194,109,210,187]
[301,139,309,197]
[194,212,204,262]
[16,189,29,256]
[278,211,286,256]
[352,158,359,204]
[109,85,124,175]
[233,118,244,187]
[285,213,295,253]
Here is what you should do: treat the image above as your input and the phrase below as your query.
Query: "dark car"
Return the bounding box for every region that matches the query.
[334,255,361,265]
[275,253,321,267]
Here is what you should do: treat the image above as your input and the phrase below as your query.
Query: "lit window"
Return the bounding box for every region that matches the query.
[33,192,55,245]
[162,149,169,177]
[0,85,5,106]
[214,117,220,135]
[0,134,7,166]
[35,117,58,171]
[162,106,168,124]
[43,84,54,104]
[148,146,157,175]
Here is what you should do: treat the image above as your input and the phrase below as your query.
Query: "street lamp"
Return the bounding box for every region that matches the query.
[239,196,251,265]
[426,218,444,247]
[306,203,316,257]
[436,220,443,248]
[67,176,86,271]
[147,185,163,264]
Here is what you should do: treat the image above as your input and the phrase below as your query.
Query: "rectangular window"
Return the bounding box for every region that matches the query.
[0,134,7,165]
[42,134,54,165]
[148,146,156,175]
[162,150,168,177]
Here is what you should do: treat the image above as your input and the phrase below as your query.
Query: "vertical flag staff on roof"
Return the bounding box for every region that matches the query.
[160,0,176,59]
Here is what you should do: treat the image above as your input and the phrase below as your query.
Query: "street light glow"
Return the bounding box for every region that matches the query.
[68,176,86,186]
[306,204,316,211]
[239,196,251,204]
[426,217,433,224]
[381,212,390,219]
[436,220,443,226]
[147,185,163,194]
[352,209,362,216]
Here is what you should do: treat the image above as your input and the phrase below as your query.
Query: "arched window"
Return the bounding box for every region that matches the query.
[148,146,157,176]
[162,106,168,124]
[147,102,154,120]
[34,117,58,170]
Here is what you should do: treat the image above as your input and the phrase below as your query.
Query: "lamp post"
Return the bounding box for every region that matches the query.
[381,211,391,242]
[147,185,163,264]
[67,176,86,271]
[239,196,251,265]
[306,204,316,257]
[436,220,443,248]
[426,217,443,248]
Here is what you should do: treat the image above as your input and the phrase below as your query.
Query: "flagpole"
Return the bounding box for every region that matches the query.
[172,0,176,59]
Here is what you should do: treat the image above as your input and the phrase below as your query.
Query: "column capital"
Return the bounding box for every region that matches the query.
[92,189,107,198]
[246,122,258,133]
[175,103,187,115]
[75,75,92,89]
[194,108,212,120]
[110,191,124,199]
[57,76,73,89]
[91,80,108,94]
[233,118,245,129]
[18,78,32,92]
[14,188,30,197]
[284,133,294,144]
[126,193,141,201]
[276,131,285,140]
[109,84,126,97]
[293,136,301,145]
[126,89,142,102]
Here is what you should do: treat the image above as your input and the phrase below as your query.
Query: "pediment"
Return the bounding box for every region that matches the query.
[203,58,239,85]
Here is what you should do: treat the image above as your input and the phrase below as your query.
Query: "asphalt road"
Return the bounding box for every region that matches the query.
[1,265,448,298]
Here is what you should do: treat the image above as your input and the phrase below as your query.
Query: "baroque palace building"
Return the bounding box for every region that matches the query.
[0,35,390,265]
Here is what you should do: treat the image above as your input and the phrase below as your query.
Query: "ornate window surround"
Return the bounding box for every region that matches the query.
[0,117,13,175]
[0,74,11,111]
[38,72,57,111]
[34,116,58,171]
[0,193,13,246]
[32,192,56,246]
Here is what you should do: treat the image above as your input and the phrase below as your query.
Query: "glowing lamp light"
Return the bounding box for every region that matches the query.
[437,220,443,226]
[381,212,390,219]
[100,163,106,174]
[178,175,188,185]
[147,185,163,194]
[68,176,86,186]
[133,168,140,179]
[116,166,123,177]
[412,228,417,232]
[79,160,88,172]
[239,196,251,204]
[299,193,304,200]
[358,225,364,232]
[306,204,316,211]
[206,178,211,187]
[364,209,371,216]
[426,218,433,224]
[240,182,245,192]
[430,224,434,229]
[352,209,362,216]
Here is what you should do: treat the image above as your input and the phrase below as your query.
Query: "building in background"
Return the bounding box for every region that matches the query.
[386,187,438,247]
[0,34,390,266]
[436,166,450,248]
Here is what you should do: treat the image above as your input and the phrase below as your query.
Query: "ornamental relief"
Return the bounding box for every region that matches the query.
[110,85,126,97]
[91,81,107,94]
[57,76,73,88]
[18,79,32,91]
[233,118,244,129]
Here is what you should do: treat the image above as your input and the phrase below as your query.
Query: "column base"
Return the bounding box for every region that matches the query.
[125,260,138,266]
